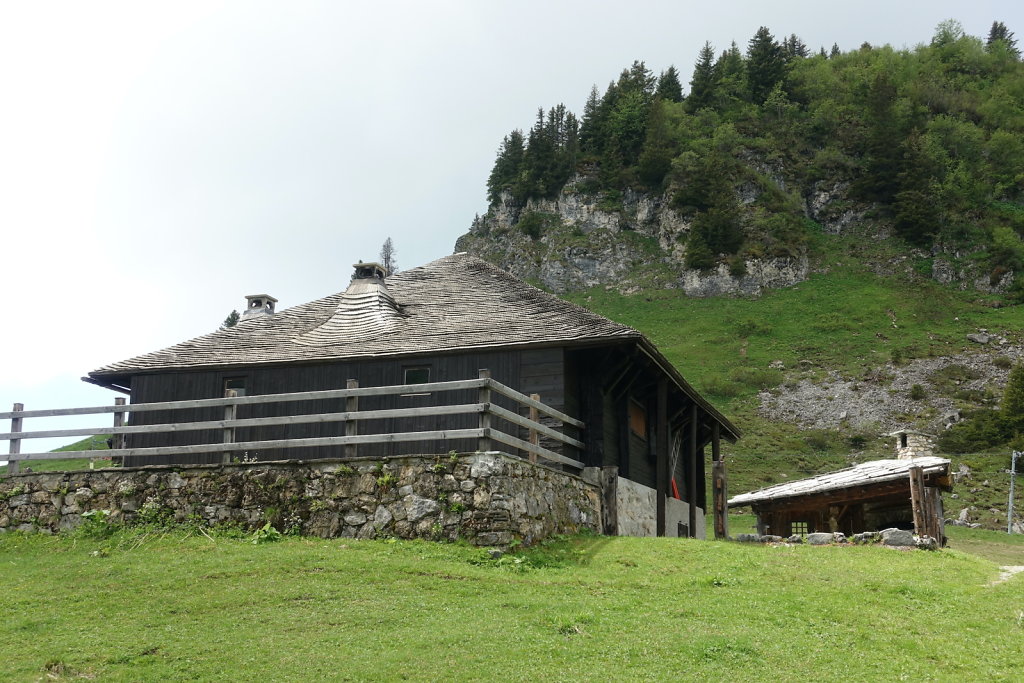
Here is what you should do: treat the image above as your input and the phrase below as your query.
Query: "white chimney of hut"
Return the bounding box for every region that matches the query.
[242,294,278,319]
[888,430,935,460]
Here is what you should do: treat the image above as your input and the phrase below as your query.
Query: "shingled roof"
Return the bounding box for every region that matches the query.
[90,253,641,378]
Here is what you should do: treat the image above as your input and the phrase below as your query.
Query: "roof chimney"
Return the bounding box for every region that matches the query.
[242,294,278,319]
[352,261,387,281]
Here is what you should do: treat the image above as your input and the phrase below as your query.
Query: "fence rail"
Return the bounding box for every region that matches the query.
[2,370,585,473]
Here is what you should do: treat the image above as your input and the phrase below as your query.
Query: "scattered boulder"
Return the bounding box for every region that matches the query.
[967,332,991,344]
[852,531,880,544]
[881,528,915,547]
[787,534,803,544]
[916,535,939,551]
[807,532,834,545]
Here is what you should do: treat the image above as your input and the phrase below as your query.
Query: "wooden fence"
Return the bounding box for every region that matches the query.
[1,370,585,474]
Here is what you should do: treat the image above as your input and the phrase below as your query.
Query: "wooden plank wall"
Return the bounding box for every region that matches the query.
[127,350,526,466]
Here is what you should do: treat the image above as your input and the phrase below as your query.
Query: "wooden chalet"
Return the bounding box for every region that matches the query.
[84,253,739,538]
[728,457,951,542]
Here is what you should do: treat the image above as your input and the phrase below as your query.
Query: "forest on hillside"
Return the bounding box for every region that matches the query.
[483,21,1024,283]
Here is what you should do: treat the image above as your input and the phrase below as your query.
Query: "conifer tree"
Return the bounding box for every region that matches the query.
[486,130,525,204]
[782,33,809,60]
[222,310,240,328]
[829,42,840,58]
[655,66,683,102]
[379,237,398,275]
[1002,364,1024,430]
[747,26,786,103]
[987,21,1020,58]
[688,42,717,112]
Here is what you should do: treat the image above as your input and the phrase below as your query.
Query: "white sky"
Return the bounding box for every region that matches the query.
[1,1,1021,453]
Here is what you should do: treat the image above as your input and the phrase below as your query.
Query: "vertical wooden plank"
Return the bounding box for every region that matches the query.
[104,397,126,470]
[656,379,668,537]
[345,379,358,459]
[528,393,540,464]
[222,389,237,465]
[908,466,925,536]
[687,403,697,538]
[8,403,22,475]
[478,369,491,452]
[712,459,728,540]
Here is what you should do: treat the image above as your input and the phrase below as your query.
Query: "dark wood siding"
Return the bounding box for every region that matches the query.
[126,350,529,466]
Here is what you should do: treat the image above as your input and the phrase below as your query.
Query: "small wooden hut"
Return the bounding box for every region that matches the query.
[728,457,951,541]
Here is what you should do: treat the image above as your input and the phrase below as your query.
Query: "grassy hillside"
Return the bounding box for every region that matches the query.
[563,230,1024,529]
[1,529,1021,681]
[0,435,109,476]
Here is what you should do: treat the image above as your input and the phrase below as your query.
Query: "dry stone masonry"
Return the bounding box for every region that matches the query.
[0,453,601,546]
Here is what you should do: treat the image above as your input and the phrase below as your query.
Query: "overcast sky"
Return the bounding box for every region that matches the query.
[2,1,1022,453]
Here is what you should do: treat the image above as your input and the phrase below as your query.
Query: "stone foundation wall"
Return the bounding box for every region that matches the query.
[0,453,601,546]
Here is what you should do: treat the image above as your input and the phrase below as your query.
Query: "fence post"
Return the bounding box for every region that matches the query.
[528,393,540,463]
[222,389,237,465]
[104,397,126,469]
[478,369,492,452]
[345,379,358,459]
[8,403,22,475]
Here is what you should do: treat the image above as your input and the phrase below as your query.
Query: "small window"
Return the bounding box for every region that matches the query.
[900,433,908,448]
[224,377,247,397]
[404,367,430,385]
[791,521,808,535]
[628,400,647,439]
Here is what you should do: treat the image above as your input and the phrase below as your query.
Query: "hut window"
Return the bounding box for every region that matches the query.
[629,400,647,439]
[404,367,430,385]
[791,521,808,535]
[223,377,247,397]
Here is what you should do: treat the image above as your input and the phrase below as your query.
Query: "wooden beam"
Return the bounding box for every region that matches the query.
[478,369,492,452]
[687,403,697,537]
[656,378,668,537]
[0,404,490,441]
[222,389,237,465]
[8,402,22,475]
[12,429,489,462]
[528,393,540,464]
[486,430,583,469]
[0,378,491,420]
[909,466,926,536]
[487,403,584,449]
[712,458,728,539]
[344,379,358,459]
[487,380,584,428]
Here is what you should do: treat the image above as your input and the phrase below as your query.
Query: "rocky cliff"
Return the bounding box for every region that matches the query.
[456,175,1007,297]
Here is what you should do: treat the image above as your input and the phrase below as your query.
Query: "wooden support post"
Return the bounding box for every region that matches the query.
[477,369,492,452]
[656,379,668,537]
[908,465,925,536]
[8,403,22,475]
[712,459,728,540]
[528,393,540,463]
[345,379,358,459]
[222,390,237,465]
[687,403,698,538]
[107,397,126,469]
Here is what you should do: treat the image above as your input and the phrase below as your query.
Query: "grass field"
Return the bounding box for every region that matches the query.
[1,527,1021,681]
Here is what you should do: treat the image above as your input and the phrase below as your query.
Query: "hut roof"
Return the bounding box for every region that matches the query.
[727,457,950,507]
[91,254,639,376]
[88,252,740,440]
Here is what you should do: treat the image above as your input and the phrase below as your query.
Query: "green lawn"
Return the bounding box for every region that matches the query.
[2,528,1022,681]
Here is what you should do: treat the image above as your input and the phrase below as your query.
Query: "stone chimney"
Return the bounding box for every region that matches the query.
[242,294,278,319]
[889,430,935,460]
